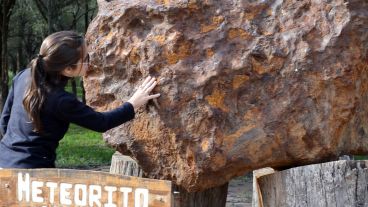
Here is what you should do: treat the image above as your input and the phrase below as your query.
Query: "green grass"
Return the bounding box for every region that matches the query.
[354,155,368,160]
[55,124,115,169]
[65,78,84,98]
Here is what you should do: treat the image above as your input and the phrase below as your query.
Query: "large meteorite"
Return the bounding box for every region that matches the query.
[84,0,368,191]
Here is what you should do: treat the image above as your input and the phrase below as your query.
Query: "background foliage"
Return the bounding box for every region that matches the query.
[1,0,115,168]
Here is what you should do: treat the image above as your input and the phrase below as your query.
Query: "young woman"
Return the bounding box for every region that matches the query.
[0,31,160,168]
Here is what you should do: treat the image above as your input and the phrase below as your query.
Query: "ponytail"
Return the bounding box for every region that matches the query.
[22,31,84,133]
[23,55,47,133]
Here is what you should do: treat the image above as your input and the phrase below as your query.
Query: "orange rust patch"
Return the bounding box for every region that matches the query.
[201,139,210,152]
[213,16,224,24]
[243,107,262,122]
[266,8,273,16]
[201,16,224,33]
[164,41,191,65]
[105,30,114,40]
[96,30,114,48]
[151,64,162,73]
[156,0,170,5]
[251,56,285,75]
[251,58,266,75]
[289,122,306,138]
[186,146,196,168]
[89,93,119,112]
[228,28,251,40]
[85,66,103,78]
[129,47,140,64]
[201,24,218,33]
[243,4,268,21]
[232,75,249,89]
[271,56,285,71]
[206,48,215,57]
[205,88,229,112]
[223,107,265,152]
[130,114,178,151]
[84,79,102,106]
[262,31,274,36]
[153,35,166,44]
[210,152,227,170]
[188,0,199,10]
[244,12,257,21]
[130,117,156,140]
[223,124,257,150]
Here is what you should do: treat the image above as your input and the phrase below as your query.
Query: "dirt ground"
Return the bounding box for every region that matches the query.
[91,165,253,206]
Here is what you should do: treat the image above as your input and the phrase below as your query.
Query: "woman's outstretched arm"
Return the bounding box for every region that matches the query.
[56,76,160,132]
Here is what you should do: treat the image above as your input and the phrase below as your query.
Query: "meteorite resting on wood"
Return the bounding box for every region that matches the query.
[84,0,368,191]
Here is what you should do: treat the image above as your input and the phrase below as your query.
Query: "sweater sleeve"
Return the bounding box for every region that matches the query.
[0,84,14,136]
[56,93,135,132]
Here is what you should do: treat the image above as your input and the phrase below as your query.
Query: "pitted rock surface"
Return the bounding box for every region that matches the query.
[85,0,368,191]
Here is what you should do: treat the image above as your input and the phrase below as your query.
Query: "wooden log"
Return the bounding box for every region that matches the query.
[172,183,229,207]
[254,160,368,207]
[0,168,172,207]
[109,151,143,177]
[109,151,229,207]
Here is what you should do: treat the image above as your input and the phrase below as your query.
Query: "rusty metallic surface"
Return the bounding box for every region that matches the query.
[85,0,368,191]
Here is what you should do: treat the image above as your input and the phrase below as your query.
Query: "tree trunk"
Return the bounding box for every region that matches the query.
[80,0,89,104]
[84,0,89,31]
[9,54,16,75]
[110,151,229,207]
[80,79,86,103]
[0,0,16,111]
[256,160,368,207]
[47,0,54,34]
[71,78,77,97]
[173,184,228,207]
[16,6,25,73]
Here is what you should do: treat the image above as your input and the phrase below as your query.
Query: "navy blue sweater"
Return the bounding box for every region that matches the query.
[0,68,135,168]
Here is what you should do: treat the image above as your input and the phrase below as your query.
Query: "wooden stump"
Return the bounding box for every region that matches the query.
[109,151,143,177]
[172,183,229,207]
[254,160,368,207]
[110,151,229,207]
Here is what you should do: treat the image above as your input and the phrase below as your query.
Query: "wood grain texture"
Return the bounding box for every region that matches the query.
[257,160,368,207]
[110,151,143,177]
[172,184,228,207]
[0,168,172,207]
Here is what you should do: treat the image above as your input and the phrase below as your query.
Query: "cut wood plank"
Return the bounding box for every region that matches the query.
[255,160,368,207]
[0,168,172,207]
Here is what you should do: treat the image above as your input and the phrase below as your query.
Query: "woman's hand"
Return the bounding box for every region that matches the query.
[127,76,160,110]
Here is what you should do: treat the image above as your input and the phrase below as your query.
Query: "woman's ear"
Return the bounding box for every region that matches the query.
[61,66,74,77]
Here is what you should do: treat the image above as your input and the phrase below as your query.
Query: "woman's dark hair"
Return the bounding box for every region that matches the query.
[23,31,85,133]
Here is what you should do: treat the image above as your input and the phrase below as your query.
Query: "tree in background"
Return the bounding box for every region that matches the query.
[3,0,97,110]
[8,0,46,75]
[33,0,97,100]
[0,0,16,112]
